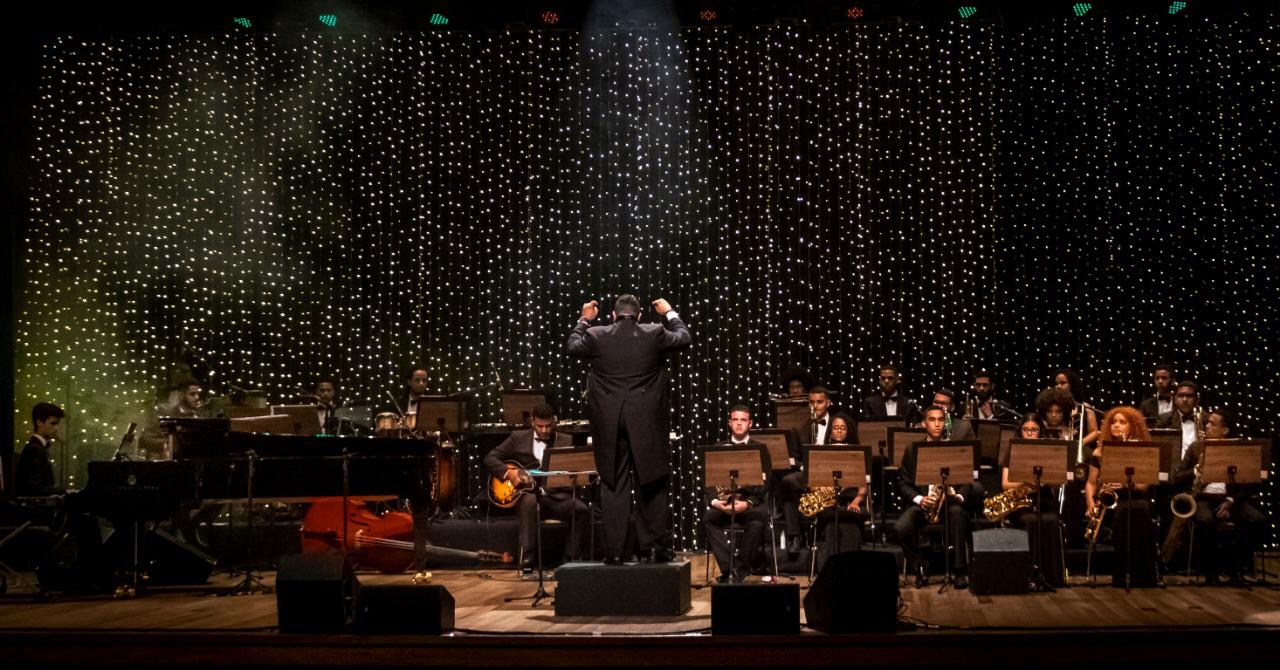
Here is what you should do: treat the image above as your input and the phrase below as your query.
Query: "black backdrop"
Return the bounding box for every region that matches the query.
[13,15,1277,547]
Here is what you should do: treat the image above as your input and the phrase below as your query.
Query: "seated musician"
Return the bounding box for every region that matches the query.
[918,389,984,515]
[138,379,206,458]
[701,405,771,583]
[862,363,921,424]
[811,412,868,569]
[16,402,65,497]
[999,412,1064,586]
[401,367,431,431]
[483,402,589,572]
[777,386,839,556]
[893,405,972,590]
[969,371,1020,422]
[1173,408,1266,584]
[314,378,339,434]
[1086,406,1157,587]
[781,366,813,398]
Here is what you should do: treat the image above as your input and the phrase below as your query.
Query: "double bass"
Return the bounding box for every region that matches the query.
[300,499,510,573]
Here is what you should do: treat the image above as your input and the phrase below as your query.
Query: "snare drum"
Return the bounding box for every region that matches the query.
[375,412,400,438]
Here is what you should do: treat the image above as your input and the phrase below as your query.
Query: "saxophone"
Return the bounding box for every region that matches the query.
[1160,410,1208,563]
[799,487,838,517]
[983,484,1038,522]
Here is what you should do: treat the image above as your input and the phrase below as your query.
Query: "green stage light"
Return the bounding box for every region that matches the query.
[958,6,977,19]
[319,14,337,28]
[1073,3,1092,16]
[233,17,251,29]
[1169,1,1187,14]
[430,13,449,26]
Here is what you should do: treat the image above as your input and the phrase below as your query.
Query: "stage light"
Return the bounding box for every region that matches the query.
[319,14,337,27]
[846,6,865,20]
[429,13,449,26]
[540,10,560,25]
[958,6,978,19]
[1073,3,1092,16]
[698,9,719,23]
[232,17,252,29]
[1169,1,1187,14]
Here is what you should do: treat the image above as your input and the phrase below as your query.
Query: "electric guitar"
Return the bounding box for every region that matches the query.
[488,460,538,509]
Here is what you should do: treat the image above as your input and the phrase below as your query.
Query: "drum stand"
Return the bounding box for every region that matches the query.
[227,450,271,596]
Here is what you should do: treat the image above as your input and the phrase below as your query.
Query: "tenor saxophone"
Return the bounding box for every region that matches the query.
[799,487,838,518]
[983,483,1038,522]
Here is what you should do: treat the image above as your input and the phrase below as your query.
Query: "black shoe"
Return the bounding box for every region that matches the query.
[520,557,535,574]
[914,567,928,589]
[953,575,969,591]
[1204,573,1221,586]
[648,547,674,564]
[603,555,624,566]
[715,574,730,584]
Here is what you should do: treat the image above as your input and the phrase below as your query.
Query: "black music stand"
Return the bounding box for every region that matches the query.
[772,397,809,436]
[804,446,871,581]
[742,429,793,579]
[503,471,552,607]
[1099,443,1161,592]
[226,449,272,596]
[912,443,977,594]
[1202,441,1267,587]
[543,446,598,562]
[1007,441,1070,592]
[702,445,770,584]
[972,419,1004,466]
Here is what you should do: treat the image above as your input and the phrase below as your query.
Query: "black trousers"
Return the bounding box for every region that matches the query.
[515,490,591,562]
[1010,510,1065,586]
[702,505,769,577]
[1192,496,1266,578]
[814,509,865,571]
[893,503,970,573]
[601,423,670,558]
[1110,499,1156,587]
[777,470,806,540]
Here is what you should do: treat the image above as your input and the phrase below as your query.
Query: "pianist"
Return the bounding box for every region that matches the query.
[16,402,64,497]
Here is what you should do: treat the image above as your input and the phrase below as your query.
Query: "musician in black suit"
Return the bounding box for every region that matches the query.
[1156,380,1201,460]
[702,405,770,582]
[893,405,973,590]
[483,403,587,571]
[862,363,921,425]
[1137,364,1176,422]
[927,389,976,441]
[16,402,65,497]
[1172,409,1266,584]
[567,295,692,564]
[777,386,842,555]
[970,371,1020,422]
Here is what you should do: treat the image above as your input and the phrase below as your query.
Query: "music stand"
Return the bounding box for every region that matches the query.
[912,442,978,593]
[804,446,871,580]
[502,389,546,427]
[1148,429,1183,482]
[772,397,809,436]
[229,414,297,435]
[416,396,468,433]
[743,429,793,578]
[1007,441,1071,592]
[1098,442,1161,592]
[542,446,598,562]
[268,405,323,436]
[1202,440,1268,586]
[972,419,1004,466]
[703,445,770,583]
[887,427,926,467]
[858,418,903,465]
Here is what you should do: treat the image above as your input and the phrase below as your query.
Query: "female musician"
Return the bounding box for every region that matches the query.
[1086,405,1157,587]
[999,411,1064,586]
[1053,369,1101,447]
[1037,387,1090,545]
[813,413,867,565]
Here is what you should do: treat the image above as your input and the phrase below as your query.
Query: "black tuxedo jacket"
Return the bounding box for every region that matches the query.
[484,429,573,478]
[897,442,975,505]
[1156,410,1195,431]
[862,393,921,425]
[567,313,692,487]
[1138,395,1172,420]
[789,415,858,465]
[16,436,58,497]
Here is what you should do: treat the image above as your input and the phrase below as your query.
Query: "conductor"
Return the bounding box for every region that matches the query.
[567,294,692,565]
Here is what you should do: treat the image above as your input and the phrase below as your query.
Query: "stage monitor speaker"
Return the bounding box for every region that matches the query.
[970,528,1031,595]
[711,583,800,635]
[355,584,455,634]
[803,551,898,633]
[145,528,215,585]
[276,552,356,633]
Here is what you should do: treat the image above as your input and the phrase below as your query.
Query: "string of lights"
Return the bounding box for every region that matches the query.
[15,16,1276,548]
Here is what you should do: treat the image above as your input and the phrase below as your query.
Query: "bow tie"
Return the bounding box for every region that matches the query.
[816,418,827,426]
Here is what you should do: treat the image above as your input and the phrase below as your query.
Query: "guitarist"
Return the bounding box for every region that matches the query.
[483,403,589,572]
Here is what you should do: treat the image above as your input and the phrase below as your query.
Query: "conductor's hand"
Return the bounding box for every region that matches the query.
[580,300,599,322]
[652,298,673,316]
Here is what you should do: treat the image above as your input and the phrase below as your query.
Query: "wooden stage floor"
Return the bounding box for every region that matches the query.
[3,553,1280,667]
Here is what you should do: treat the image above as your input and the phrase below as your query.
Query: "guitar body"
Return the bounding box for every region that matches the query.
[488,460,532,509]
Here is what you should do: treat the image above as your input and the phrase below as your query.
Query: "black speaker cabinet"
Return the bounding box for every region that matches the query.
[971,528,1031,595]
[803,551,898,633]
[145,528,215,585]
[355,584,455,635]
[275,552,356,633]
[711,583,800,635]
